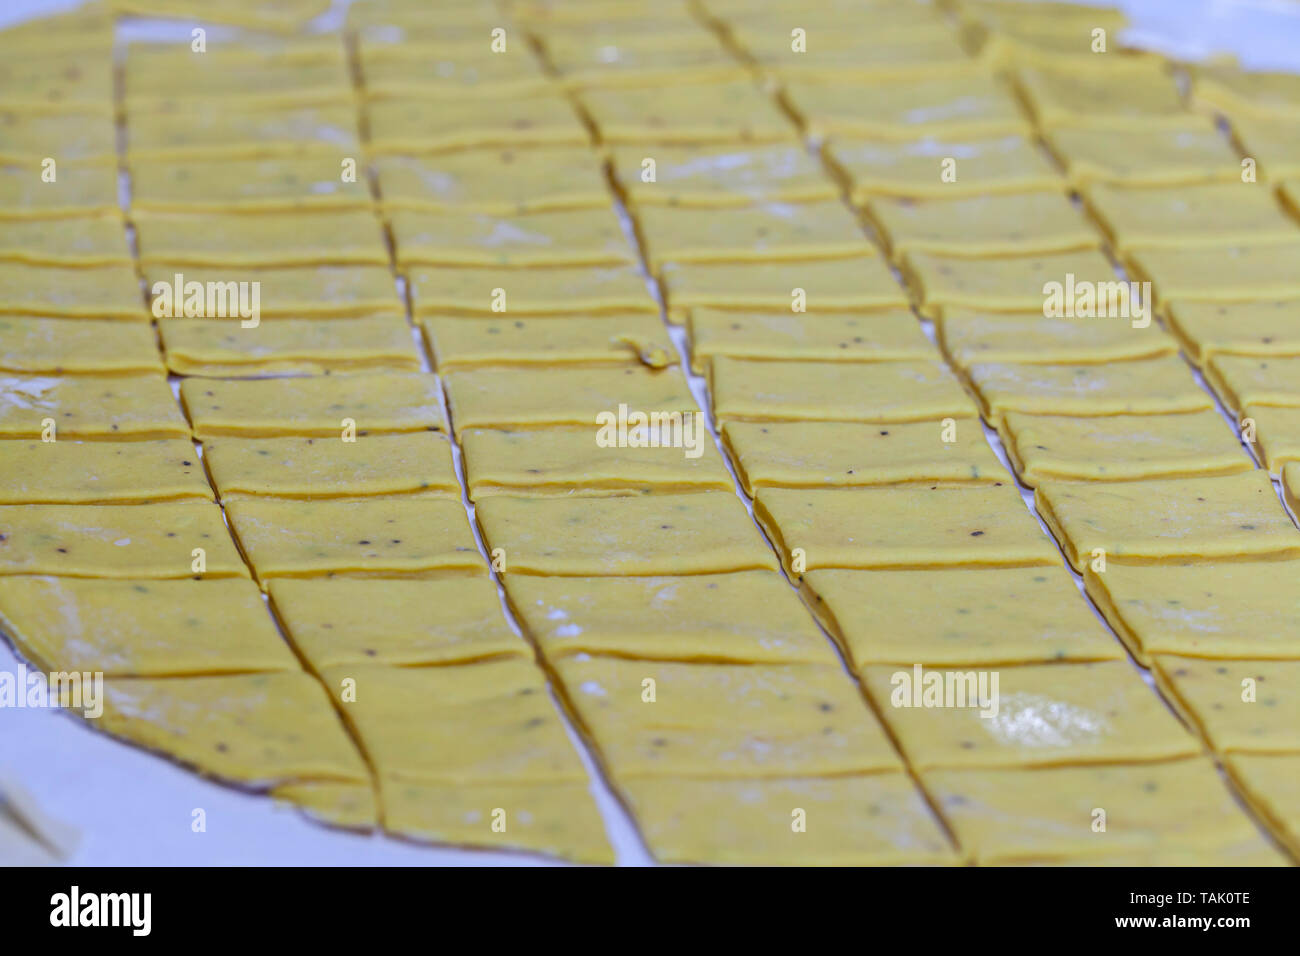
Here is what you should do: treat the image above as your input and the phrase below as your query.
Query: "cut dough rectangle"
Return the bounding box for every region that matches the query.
[0,48,113,113]
[145,263,403,318]
[0,438,212,504]
[130,155,371,213]
[1035,470,1300,571]
[125,42,351,108]
[1154,657,1300,755]
[1166,299,1300,366]
[389,205,635,268]
[133,210,390,267]
[0,317,162,375]
[610,143,838,207]
[554,657,903,777]
[867,191,1099,258]
[754,484,1060,572]
[408,263,655,316]
[1083,182,1300,253]
[460,426,733,498]
[739,24,972,81]
[0,160,118,219]
[0,373,189,440]
[0,576,298,676]
[0,107,116,164]
[504,570,838,664]
[1126,240,1300,305]
[0,501,247,579]
[543,32,745,88]
[1205,354,1300,412]
[577,80,794,145]
[1191,63,1300,122]
[1043,120,1244,187]
[803,567,1123,667]
[225,497,483,581]
[126,101,362,161]
[709,357,978,424]
[475,492,779,575]
[180,372,446,438]
[202,432,460,500]
[365,94,590,155]
[0,215,131,266]
[1085,560,1300,663]
[0,263,144,320]
[1016,62,1188,130]
[936,309,1175,367]
[359,45,554,99]
[1246,404,1300,473]
[721,419,1006,493]
[422,314,672,370]
[999,410,1251,485]
[1224,754,1300,859]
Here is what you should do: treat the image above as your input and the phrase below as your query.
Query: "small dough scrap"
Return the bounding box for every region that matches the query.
[408,263,654,316]
[1225,754,1300,858]
[1205,354,1300,412]
[366,94,589,154]
[375,148,610,213]
[710,357,977,424]
[130,155,370,213]
[359,45,555,99]
[1000,410,1251,485]
[611,144,838,207]
[180,372,446,438]
[460,426,733,498]
[127,102,362,161]
[577,80,794,144]
[88,673,369,787]
[754,484,1059,573]
[1084,182,1300,253]
[902,247,1121,318]
[0,502,247,579]
[622,773,958,866]
[160,315,420,377]
[862,660,1199,771]
[442,365,696,432]
[1036,471,1300,571]
[1044,121,1243,187]
[475,492,779,575]
[660,256,907,322]
[1127,240,1300,305]
[146,263,402,318]
[1016,62,1188,129]
[133,210,389,267]
[225,497,483,581]
[382,779,613,864]
[554,657,903,777]
[688,309,934,372]
[203,432,459,500]
[274,782,377,831]
[868,191,1098,258]
[0,373,189,440]
[0,577,298,675]
[966,355,1212,426]
[1154,657,1300,754]
[320,660,587,783]
[1085,560,1300,663]
[389,205,634,268]
[937,309,1175,367]
[0,215,130,266]
[803,567,1124,667]
[0,264,144,320]
[0,160,118,219]
[423,314,672,370]
[1251,407,1300,471]
[0,317,162,374]
[924,758,1267,864]
[0,107,116,165]
[722,419,1005,493]
[269,576,528,669]
[0,438,211,504]
[1167,299,1300,366]
[505,570,838,664]
[826,135,1064,201]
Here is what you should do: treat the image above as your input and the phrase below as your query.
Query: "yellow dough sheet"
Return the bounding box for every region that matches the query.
[1191,63,1300,122]
[358,45,555,100]
[202,432,459,500]
[1154,657,1300,755]
[133,210,390,268]
[0,438,211,504]
[374,148,611,214]
[460,426,734,498]
[825,135,1065,202]
[735,23,975,81]
[1224,754,1300,860]
[621,773,958,866]
[124,42,351,109]
[180,372,446,439]
[1036,470,1300,571]
[442,364,696,433]
[1228,114,1300,181]
[923,758,1269,865]
[1083,182,1300,253]
[0,372,188,440]
[576,80,795,145]
[554,657,903,777]
[422,314,672,370]
[754,483,1060,573]
[0,317,162,375]
[0,576,297,676]
[867,191,1099,259]
[1126,240,1300,305]
[365,94,590,155]
[389,205,635,269]
[610,144,839,207]
[130,154,372,213]
[0,214,131,266]
[965,354,1212,427]
[0,47,114,114]
[145,263,403,319]
[159,315,421,378]
[803,566,1123,667]
[1205,354,1300,412]
[709,357,978,424]
[999,410,1251,486]
[1165,299,1300,366]
[1246,404,1300,473]
[88,672,369,788]
[126,101,362,161]
[0,501,248,579]
[1015,62,1188,130]
[723,419,1005,493]
[225,496,483,581]
[407,263,655,316]
[659,255,908,321]
[0,263,144,320]
[937,309,1176,368]
[1043,120,1245,187]
[687,308,935,373]
[0,106,116,165]
[505,570,838,664]
[475,491,779,576]
[269,576,529,669]
[538,32,746,89]
[971,25,1158,74]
